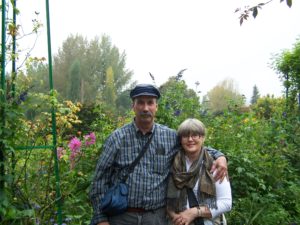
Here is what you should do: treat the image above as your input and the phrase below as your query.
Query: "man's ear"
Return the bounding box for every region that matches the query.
[155,99,158,109]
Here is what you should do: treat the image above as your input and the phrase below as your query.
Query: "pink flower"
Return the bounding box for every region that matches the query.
[84,132,96,146]
[68,137,82,153]
[57,147,66,160]
[69,150,80,170]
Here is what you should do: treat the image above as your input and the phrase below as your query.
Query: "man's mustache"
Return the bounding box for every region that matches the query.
[139,112,152,117]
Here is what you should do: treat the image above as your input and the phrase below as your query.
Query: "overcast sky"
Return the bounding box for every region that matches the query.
[14,0,300,102]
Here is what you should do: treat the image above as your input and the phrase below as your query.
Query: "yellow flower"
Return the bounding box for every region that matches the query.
[243,118,249,123]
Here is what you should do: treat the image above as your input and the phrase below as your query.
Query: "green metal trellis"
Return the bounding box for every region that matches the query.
[1,0,7,194]
[1,0,63,224]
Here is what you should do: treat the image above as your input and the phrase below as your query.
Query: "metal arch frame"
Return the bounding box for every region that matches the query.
[1,0,63,224]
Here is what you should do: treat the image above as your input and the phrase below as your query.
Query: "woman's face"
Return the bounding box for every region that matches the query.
[181,134,205,156]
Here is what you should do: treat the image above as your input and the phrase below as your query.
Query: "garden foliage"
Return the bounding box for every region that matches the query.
[1,6,299,223]
[1,77,299,225]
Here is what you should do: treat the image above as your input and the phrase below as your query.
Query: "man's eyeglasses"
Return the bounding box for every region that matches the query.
[181,134,201,141]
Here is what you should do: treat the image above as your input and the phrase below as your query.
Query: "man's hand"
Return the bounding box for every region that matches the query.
[97,222,109,225]
[210,156,228,183]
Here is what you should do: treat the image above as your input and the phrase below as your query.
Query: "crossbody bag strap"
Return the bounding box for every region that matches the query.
[187,188,205,225]
[122,128,155,181]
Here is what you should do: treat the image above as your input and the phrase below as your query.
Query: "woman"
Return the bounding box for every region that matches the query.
[167,118,232,225]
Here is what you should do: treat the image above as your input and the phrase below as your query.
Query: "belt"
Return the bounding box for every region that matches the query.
[127,207,148,213]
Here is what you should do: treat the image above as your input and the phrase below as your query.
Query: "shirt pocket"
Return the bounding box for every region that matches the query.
[151,154,169,175]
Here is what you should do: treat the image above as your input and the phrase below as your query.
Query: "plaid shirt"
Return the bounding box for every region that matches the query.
[90,121,223,225]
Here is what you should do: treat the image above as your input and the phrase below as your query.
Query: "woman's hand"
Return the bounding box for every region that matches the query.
[171,212,184,225]
[171,208,198,225]
[168,209,180,225]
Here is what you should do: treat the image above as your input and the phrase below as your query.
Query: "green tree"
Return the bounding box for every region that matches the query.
[115,83,137,114]
[156,70,201,129]
[252,95,284,119]
[67,59,81,102]
[102,66,117,108]
[98,36,133,95]
[52,34,133,104]
[272,38,300,111]
[53,34,87,100]
[19,60,49,94]
[250,85,260,105]
[203,78,245,114]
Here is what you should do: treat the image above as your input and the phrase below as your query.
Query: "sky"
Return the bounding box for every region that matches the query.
[11,0,300,102]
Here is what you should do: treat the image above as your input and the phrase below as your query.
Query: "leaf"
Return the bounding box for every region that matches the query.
[252,7,258,18]
[240,18,244,26]
[234,8,240,13]
[19,209,35,217]
[249,206,265,224]
[237,167,244,173]
[286,0,292,7]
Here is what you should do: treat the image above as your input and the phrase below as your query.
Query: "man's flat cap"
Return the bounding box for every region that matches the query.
[130,84,161,99]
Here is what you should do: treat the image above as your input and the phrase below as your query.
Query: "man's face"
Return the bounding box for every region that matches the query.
[132,96,158,125]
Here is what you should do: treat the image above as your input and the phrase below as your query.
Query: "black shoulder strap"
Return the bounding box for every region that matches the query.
[122,129,155,181]
[187,188,199,207]
[187,188,204,225]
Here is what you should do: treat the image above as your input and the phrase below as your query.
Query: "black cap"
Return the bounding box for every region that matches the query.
[130,84,161,99]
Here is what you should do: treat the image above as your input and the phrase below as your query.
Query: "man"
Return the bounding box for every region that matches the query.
[90,84,227,225]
